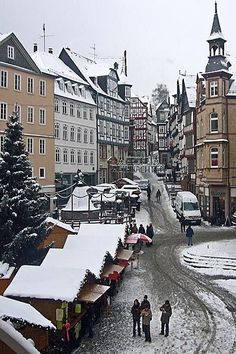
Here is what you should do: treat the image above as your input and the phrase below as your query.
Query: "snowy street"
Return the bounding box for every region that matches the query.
[76,173,236,354]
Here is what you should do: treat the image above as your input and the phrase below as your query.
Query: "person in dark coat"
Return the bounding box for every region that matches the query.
[179,214,186,232]
[160,300,172,337]
[156,189,161,202]
[186,225,194,246]
[147,185,151,200]
[131,299,141,337]
[141,295,151,310]
[141,305,152,342]
[138,224,145,234]
[131,223,138,234]
[146,223,154,246]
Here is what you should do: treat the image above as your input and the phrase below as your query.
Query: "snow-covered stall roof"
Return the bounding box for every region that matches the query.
[4,266,88,302]
[46,217,76,233]
[41,247,109,278]
[0,296,54,328]
[0,318,40,354]
[120,177,138,186]
[91,192,116,203]
[62,186,100,211]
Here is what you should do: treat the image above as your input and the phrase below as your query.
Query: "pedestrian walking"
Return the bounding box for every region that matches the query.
[141,295,151,310]
[146,223,154,246]
[131,299,141,337]
[186,225,194,246]
[160,300,172,337]
[180,214,186,232]
[156,189,161,202]
[141,305,152,342]
[131,223,138,234]
[147,185,151,201]
[138,224,145,234]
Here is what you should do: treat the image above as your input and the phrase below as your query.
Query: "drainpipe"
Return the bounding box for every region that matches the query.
[225,96,231,224]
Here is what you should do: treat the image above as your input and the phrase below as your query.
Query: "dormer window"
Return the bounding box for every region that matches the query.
[210,81,218,97]
[7,46,14,60]
[58,79,64,91]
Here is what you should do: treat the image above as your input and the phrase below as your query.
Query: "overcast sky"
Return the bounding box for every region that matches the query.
[1,0,236,97]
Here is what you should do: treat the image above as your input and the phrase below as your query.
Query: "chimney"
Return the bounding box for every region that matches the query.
[33,43,38,52]
[48,47,53,54]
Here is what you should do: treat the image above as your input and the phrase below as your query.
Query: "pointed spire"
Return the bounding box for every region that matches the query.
[210,1,222,36]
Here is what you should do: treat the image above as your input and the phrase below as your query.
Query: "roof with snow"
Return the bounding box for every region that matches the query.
[4,266,89,302]
[62,186,100,211]
[0,262,15,279]
[40,224,125,277]
[46,217,76,233]
[183,75,196,108]
[0,33,11,43]
[0,296,54,328]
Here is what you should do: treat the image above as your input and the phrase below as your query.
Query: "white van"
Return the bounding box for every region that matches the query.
[175,191,201,225]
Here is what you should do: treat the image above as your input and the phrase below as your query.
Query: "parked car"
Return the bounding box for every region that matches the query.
[175,191,201,225]
[137,179,150,190]
[120,184,141,196]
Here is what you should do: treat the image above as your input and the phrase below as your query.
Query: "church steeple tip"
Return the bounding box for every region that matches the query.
[215,1,217,14]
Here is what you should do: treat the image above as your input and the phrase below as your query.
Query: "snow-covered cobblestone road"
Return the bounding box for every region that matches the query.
[75,174,236,354]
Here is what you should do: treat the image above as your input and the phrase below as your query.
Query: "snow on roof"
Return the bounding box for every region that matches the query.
[208,31,225,41]
[62,186,100,211]
[31,51,87,85]
[228,79,236,96]
[0,318,40,354]
[122,177,138,185]
[0,296,54,328]
[54,80,95,106]
[0,33,11,43]
[91,193,116,202]
[64,223,126,254]
[46,217,76,233]
[4,266,88,302]
[183,75,196,108]
[0,262,15,279]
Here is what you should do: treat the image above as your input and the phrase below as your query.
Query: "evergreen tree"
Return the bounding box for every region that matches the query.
[0,112,48,266]
[151,83,169,109]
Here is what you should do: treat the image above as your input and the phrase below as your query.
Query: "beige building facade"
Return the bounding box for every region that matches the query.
[195,4,236,223]
[0,33,55,195]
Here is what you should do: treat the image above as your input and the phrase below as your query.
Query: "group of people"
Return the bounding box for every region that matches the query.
[128,222,154,246]
[179,215,195,246]
[131,295,172,342]
[146,186,161,202]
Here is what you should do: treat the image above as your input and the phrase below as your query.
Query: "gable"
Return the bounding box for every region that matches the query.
[0,33,40,73]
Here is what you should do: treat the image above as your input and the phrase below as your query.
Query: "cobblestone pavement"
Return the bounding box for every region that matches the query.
[74,173,236,354]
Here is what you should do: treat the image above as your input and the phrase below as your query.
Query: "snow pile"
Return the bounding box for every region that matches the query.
[0,262,15,279]
[0,296,54,328]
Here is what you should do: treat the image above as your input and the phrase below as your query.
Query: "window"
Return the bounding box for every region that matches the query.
[124,126,129,140]
[77,128,82,142]
[210,81,218,97]
[7,46,14,59]
[39,167,45,179]
[90,130,94,144]
[77,150,82,164]
[84,129,88,143]
[70,150,75,164]
[70,126,75,141]
[39,108,46,125]
[0,70,8,88]
[63,149,68,163]
[210,147,218,167]
[55,148,61,163]
[63,125,68,140]
[210,112,218,132]
[159,126,165,134]
[112,124,116,137]
[14,104,21,120]
[89,108,94,120]
[54,123,60,138]
[27,77,34,94]
[118,125,121,138]
[84,151,88,164]
[0,103,7,120]
[159,139,164,148]
[27,138,34,154]
[99,120,104,135]
[62,101,67,115]
[76,104,81,118]
[27,106,34,123]
[70,103,74,116]
[54,99,59,112]
[39,138,46,155]
[39,80,46,96]
[83,108,87,119]
[90,151,94,164]
[14,74,21,91]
